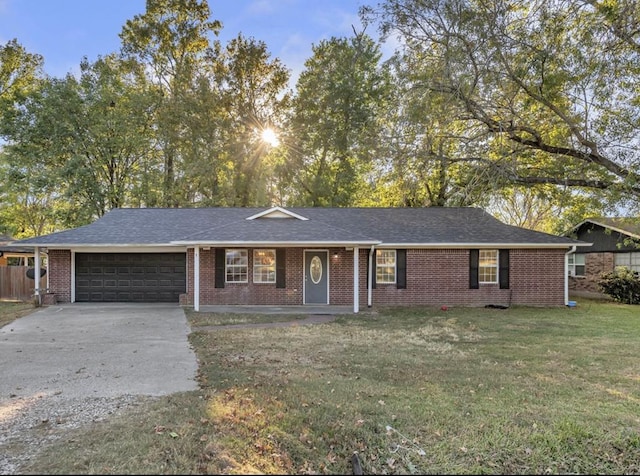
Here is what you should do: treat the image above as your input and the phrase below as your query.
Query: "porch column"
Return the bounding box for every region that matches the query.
[368,246,374,307]
[353,246,359,313]
[194,246,200,312]
[34,246,41,301]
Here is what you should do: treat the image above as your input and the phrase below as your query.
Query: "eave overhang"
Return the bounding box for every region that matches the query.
[375,242,592,249]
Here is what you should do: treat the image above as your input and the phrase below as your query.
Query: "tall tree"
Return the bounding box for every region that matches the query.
[367,50,499,207]
[0,55,158,227]
[213,34,290,206]
[0,40,47,237]
[120,0,221,206]
[363,0,640,208]
[285,32,391,206]
[0,39,43,107]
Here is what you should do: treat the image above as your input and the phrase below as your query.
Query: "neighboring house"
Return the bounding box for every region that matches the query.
[13,207,587,311]
[0,233,35,266]
[565,217,640,294]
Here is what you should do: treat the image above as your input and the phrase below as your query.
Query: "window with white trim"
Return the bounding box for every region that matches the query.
[479,250,498,283]
[568,253,585,277]
[376,249,396,284]
[614,252,640,273]
[253,249,276,283]
[225,249,248,283]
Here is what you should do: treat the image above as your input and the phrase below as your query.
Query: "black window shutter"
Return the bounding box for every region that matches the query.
[276,249,286,288]
[215,248,225,288]
[469,249,479,289]
[499,249,510,289]
[397,249,407,289]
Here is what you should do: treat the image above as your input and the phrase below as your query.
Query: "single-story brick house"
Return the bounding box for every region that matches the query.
[13,206,587,311]
[565,217,640,294]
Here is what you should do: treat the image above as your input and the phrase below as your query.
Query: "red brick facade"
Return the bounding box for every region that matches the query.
[48,247,567,307]
[568,252,615,294]
[184,247,567,308]
[48,249,72,303]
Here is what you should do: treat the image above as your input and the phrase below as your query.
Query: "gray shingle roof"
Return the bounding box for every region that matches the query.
[14,207,585,247]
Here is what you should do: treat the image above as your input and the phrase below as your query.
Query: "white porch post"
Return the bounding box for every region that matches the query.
[368,246,374,307]
[34,246,41,302]
[353,246,359,313]
[194,246,200,312]
[71,251,76,303]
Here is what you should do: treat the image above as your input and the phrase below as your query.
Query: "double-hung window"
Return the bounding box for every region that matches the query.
[479,250,498,283]
[225,249,248,283]
[253,249,276,283]
[568,253,585,277]
[615,252,640,273]
[376,249,397,284]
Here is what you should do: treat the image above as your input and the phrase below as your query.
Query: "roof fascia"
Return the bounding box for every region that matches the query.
[11,244,188,251]
[376,242,592,249]
[173,240,379,247]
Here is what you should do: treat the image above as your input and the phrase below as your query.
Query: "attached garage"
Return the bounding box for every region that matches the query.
[75,252,186,302]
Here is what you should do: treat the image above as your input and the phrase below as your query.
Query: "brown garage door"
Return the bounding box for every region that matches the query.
[75,253,186,302]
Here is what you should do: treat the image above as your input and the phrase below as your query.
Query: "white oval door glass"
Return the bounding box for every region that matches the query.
[310,256,322,284]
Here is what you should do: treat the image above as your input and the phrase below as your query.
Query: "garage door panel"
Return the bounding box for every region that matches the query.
[75,253,186,302]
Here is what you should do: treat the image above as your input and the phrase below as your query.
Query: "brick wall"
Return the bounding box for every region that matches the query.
[187,247,306,305]
[48,249,71,303]
[369,249,565,307]
[569,252,615,294]
[185,247,567,308]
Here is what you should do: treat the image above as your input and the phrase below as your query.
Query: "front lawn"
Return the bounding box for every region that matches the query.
[19,299,640,474]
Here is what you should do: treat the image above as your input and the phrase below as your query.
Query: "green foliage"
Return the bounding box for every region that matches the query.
[285,32,391,206]
[3,0,640,236]
[365,0,640,207]
[599,266,640,304]
[0,39,43,105]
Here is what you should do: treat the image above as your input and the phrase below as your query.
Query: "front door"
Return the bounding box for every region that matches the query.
[304,250,328,304]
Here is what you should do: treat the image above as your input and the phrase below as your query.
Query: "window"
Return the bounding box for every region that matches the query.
[225,249,248,283]
[615,252,640,273]
[479,250,498,283]
[376,250,396,284]
[253,249,276,283]
[568,253,585,277]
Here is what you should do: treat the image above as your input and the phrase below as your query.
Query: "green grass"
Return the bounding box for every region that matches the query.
[14,299,640,474]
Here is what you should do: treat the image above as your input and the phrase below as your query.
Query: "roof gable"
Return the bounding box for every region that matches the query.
[571,217,640,240]
[245,206,309,221]
[567,217,640,252]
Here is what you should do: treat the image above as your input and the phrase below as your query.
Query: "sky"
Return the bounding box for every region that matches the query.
[0,0,378,84]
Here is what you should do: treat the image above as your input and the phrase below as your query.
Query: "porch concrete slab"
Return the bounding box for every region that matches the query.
[196,305,354,315]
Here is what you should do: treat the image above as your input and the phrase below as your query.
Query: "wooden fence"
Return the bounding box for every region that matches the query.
[0,266,47,301]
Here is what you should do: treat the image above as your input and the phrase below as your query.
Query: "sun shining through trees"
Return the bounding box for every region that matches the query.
[260,127,280,147]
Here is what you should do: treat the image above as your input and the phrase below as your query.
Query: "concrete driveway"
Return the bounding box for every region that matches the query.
[0,303,199,400]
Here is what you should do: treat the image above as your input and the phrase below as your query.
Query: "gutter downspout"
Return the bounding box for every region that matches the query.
[368,245,375,308]
[194,246,200,312]
[353,247,359,313]
[565,245,577,306]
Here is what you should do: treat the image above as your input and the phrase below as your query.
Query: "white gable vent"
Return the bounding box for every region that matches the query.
[245,206,309,221]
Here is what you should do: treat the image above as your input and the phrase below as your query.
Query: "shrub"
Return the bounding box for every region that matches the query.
[598,266,640,304]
